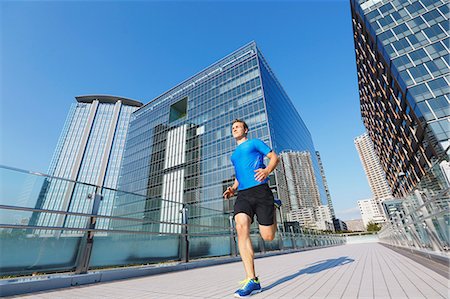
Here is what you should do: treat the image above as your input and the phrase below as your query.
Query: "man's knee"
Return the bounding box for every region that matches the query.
[235,214,251,234]
[261,232,275,241]
[235,221,250,234]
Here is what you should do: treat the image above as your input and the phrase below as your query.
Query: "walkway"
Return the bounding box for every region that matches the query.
[15,243,449,298]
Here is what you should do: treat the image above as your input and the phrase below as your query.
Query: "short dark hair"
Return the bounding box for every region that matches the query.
[232,119,249,131]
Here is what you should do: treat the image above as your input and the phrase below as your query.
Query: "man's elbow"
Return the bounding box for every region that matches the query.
[270,152,279,166]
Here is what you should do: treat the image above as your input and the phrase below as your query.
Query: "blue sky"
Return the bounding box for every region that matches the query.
[1,0,371,220]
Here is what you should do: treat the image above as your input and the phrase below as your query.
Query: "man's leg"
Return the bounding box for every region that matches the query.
[235,213,256,279]
[259,208,277,241]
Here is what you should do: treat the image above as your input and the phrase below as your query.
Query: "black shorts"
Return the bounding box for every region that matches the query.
[234,183,275,226]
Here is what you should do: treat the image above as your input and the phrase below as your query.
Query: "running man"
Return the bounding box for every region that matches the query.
[223,119,280,298]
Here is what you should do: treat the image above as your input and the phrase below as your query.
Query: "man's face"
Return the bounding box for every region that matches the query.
[232,122,247,139]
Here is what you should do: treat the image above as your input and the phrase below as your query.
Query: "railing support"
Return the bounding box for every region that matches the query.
[290,226,296,249]
[229,215,238,257]
[180,205,189,263]
[75,193,103,274]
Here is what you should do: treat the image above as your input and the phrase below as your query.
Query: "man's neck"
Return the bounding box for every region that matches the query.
[236,136,248,145]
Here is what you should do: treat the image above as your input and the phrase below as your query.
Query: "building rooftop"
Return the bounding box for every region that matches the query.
[75,95,143,107]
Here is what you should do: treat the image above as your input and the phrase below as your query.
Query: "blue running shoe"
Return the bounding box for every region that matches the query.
[234,277,262,298]
[274,198,282,209]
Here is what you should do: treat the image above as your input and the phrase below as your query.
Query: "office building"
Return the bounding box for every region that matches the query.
[382,198,404,220]
[355,132,393,220]
[278,151,322,213]
[351,0,449,197]
[314,205,334,231]
[285,206,333,231]
[333,218,349,232]
[116,42,328,234]
[358,198,386,227]
[355,133,394,199]
[316,151,336,218]
[30,95,142,232]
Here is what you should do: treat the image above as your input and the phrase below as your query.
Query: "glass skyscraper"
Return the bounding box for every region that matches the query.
[351,0,449,196]
[30,95,142,232]
[316,151,336,219]
[116,42,328,232]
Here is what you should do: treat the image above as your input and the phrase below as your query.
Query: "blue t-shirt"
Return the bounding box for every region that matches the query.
[231,139,272,191]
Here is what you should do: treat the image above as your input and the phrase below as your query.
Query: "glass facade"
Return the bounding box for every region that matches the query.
[351,0,449,196]
[30,96,142,232]
[116,42,327,237]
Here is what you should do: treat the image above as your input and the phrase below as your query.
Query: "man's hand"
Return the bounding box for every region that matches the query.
[254,168,269,182]
[223,186,236,199]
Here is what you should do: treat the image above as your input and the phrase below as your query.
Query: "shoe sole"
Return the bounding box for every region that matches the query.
[234,289,262,298]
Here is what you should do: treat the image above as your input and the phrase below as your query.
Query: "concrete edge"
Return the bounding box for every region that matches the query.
[380,243,449,264]
[0,244,340,297]
[380,243,450,278]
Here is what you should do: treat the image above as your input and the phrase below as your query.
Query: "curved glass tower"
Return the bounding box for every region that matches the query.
[30,95,142,232]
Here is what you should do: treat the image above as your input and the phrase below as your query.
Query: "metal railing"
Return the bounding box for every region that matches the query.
[378,160,450,254]
[378,189,449,253]
[0,165,345,277]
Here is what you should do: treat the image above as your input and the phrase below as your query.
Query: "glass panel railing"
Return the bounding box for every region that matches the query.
[378,160,450,254]
[0,165,346,277]
[0,228,83,276]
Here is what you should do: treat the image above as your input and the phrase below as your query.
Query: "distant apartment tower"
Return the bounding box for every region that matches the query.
[351,0,449,197]
[288,208,315,227]
[358,198,385,228]
[314,205,334,231]
[316,151,336,218]
[115,42,328,235]
[278,151,322,213]
[30,95,142,231]
[354,133,393,200]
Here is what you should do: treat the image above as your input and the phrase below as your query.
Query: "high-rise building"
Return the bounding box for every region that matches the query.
[355,133,393,199]
[278,151,322,213]
[116,42,328,234]
[358,198,386,227]
[30,95,142,232]
[287,208,316,228]
[316,151,336,218]
[350,0,449,197]
[314,205,334,231]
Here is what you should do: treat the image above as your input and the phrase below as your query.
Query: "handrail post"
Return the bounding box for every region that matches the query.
[290,226,296,249]
[75,192,103,274]
[229,215,238,257]
[180,205,189,263]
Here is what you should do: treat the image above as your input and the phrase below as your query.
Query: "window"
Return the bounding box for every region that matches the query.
[393,54,413,71]
[409,83,433,101]
[438,4,449,17]
[423,24,447,42]
[409,64,431,83]
[423,9,445,26]
[407,16,427,32]
[427,77,449,97]
[405,2,426,17]
[400,70,415,86]
[393,23,411,39]
[428,96,450,118]
[393,37,412,55]
[425,42,447,59]
[409,48,430,64]
[169,97,188,123]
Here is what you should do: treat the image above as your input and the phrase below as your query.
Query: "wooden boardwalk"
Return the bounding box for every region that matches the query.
[16,243,449,298]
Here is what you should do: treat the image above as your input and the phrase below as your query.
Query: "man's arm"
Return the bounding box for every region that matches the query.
[254,151,279,182]
[223,178,239,199]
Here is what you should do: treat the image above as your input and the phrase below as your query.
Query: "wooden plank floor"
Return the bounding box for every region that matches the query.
[16,243,449,298]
